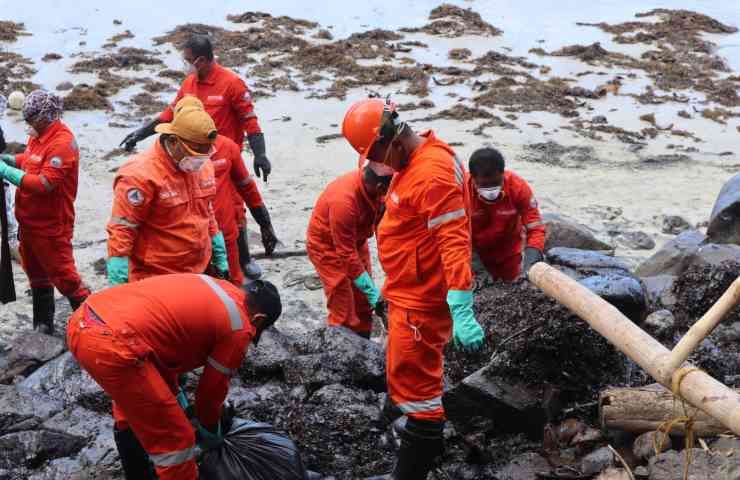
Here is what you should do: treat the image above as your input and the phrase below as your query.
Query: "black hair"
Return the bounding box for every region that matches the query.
[469,147,505,177]
[184,34,214,61]
[244,280,282,326]
[363,164,392,188]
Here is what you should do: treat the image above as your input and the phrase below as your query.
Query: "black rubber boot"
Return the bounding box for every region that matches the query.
[32,287,55,335]
[236,228,251,277]
[113,427,157,480]
[391,418,444,480]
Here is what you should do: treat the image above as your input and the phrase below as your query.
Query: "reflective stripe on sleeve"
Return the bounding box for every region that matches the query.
[397,396,443,414]
[525,221,544,230]
[149,446,196,467]
[428,208,466,229]
[39,175,53,192]
[207,356,236,377]
[199,275,243,331]
[110,216,139,229]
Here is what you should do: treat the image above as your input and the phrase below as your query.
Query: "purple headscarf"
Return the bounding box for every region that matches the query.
[22,90,63,123]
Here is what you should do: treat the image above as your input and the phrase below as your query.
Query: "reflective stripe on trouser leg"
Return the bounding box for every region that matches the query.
[386,303,452,421]
[71,328,197,480]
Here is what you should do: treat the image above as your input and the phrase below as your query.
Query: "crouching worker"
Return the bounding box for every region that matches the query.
[67,273,282,480]
[466,147,546,280]
[307,161,393,337]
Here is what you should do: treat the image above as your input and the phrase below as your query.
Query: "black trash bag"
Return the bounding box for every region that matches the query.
[199,418,308,480]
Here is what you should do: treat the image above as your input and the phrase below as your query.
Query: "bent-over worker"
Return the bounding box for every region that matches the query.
[466,147,546,280]
[68,273,282,480]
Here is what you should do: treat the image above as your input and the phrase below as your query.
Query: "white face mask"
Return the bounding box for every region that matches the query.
[183,58,197,75]
[478,186,502,202]
[26,125,39,138]
[178,155,209,172]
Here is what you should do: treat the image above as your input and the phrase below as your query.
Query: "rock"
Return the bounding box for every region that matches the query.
[241,326,298,379]
[543,213,613,251]
[0,430,86,469]
[641,275,678,310]
[547,247,629,274]
[711,436,740,454]
[0,332,65,383]
[661,215,691,235]
[578,274,647,322]
[633,431,670,461]
[634,465,649,478]
[643,310,675,337]
[20,352,108,412]
[580,446,614,476]
[42,407,117,470]
[228,382,287,418]
[596,468,631,480]
[635,230,706,277]
[0,385,64,435]
[689,243,740,270]
[617,231,656,250]
[286,327,385,391]
[708,172,740,245]
[716,322,740,343]
[648,448,740,480]
[494,452,551,479]
[443,366,544,436]
[572,427,603,447]
[55,81,74,92]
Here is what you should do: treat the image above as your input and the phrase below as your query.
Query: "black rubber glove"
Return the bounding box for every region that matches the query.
[374,295,388,329]
[120,119,159,152]
[250,205,278,255]
[0,125,6,153]
[522,247,545,276]
[247,132,271,182]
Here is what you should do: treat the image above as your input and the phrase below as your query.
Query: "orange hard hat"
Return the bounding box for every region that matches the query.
[342,98,399,165]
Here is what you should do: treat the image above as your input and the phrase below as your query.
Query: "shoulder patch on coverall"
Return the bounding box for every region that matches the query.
[126,188,145,206]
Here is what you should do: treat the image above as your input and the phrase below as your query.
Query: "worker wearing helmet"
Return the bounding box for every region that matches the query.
[0,90,90,333]
[68,274,282,480]
[106,97,228,285]
[466,147,546,281]
[306,160,394,337]
[342,98,485,479]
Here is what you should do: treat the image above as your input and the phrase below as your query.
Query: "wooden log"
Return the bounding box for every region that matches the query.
[599,384,732,437]
[528,262,740,436]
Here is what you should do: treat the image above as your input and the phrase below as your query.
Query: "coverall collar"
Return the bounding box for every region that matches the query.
[35,119,63,144]
[197,62,222,85]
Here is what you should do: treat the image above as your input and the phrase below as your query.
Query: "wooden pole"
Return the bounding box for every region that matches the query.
[659,277,740,379]
[528,263,740,436]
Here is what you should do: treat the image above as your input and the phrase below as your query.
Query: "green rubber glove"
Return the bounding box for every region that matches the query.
[0,154,16,166]
[211,232,229,275]
[0,161,24,187]
[447,290,485,352]
[196,420,223,450]
[106,256,129,286]
[353,271,381,307]
[176,389,190,411]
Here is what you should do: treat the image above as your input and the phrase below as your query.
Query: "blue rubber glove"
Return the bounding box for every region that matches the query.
[196,421,223,450]
[447,290,485,352]
[0,161,24,187]
[210,232,229,275]
[353,271,381,307]
[0,154,16,166]
[106,256,129,286]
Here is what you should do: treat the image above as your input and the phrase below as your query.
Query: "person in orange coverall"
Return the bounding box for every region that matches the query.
[176,95,278,285]
[119,34,272,276]
[106,97,230,285]
[306,161,394,337]
[466,147,546,280]
[0,90,90,334]
[68,273,282,480]
[342,98,485,480]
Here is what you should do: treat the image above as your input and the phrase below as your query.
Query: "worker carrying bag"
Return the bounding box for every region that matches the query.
[199,418,308,480]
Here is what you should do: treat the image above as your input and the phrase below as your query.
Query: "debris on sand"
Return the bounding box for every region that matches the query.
[63,85,112,111]
[449,48,472,60]
[122,92,169,117]
[103,29,135,49]
[701,107,739,125]
[401,4,502,37]
[474,77,582,117]
[314,133,343,144]
[227,11,319,34]
[70,47,164,73]
[472,50,538,76]
[518,141,599,168]
[157,68,186,82]
[94,71,137,97]
[0,21,30,42]
[0,51,37,96]
[397,99,435,111]
[313,29,333,41]
[141,79,174,94]
[409,104,493,123]
[41,53,62,62]
[470,116,518,136]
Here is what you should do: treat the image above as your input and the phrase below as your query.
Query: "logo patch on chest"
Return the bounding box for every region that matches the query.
[207,95,224,102]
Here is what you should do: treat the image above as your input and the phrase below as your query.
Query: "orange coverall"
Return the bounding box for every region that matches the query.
[106,140,218,282]
[377,131,472,421]
[68,273,254,480]
[158,62,262,229]
[13,120,88,299]
[466,171,546,281]
[211,134,264,285]
[306,170,379,335]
